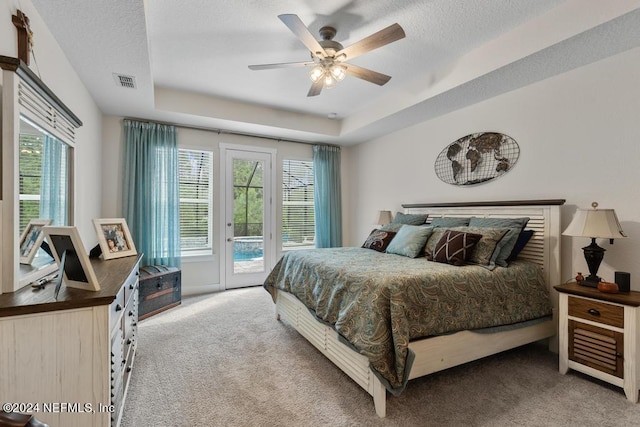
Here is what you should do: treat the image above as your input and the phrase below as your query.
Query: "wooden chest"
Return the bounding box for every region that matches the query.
[138,265,181,320]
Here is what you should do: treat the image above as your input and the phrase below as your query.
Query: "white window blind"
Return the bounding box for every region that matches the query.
[282,159,315,250]
[179,149,213,254]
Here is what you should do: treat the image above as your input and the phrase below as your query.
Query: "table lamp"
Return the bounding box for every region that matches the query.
[375,210,393,227]
[562,202,626,287]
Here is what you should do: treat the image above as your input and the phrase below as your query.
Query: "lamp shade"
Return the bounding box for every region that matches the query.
[562,207,626,239]
[375,210,393,226]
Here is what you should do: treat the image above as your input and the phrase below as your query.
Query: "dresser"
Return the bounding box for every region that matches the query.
[0,255,141,427]
[555,282,640,403]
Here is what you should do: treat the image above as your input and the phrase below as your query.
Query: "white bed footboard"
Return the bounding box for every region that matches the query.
[275,290,387,417]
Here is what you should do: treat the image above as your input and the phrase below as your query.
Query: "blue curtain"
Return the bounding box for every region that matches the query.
[313,145,342,248]
[40,135,68,226]
[123,119,181,267]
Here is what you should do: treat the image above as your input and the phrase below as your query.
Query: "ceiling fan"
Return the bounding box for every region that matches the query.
[248,14,406,97]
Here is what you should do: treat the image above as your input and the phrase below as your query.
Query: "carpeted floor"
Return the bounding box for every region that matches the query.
[121,287,640,427]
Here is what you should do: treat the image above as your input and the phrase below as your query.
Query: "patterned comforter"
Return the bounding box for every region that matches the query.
[263,247,552,395]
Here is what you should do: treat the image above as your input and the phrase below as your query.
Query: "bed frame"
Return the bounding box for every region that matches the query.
[273,199,565,417]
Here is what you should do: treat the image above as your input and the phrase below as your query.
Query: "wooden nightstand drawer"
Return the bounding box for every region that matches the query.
[569,319,623,378]
[568,296,624,328]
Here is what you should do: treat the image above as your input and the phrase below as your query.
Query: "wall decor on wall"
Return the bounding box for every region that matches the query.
[434,132,520,186]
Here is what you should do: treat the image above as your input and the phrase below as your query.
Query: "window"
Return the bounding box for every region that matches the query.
[282,159,315,250]
[19,121,70,233]
[178,149,213,255]
[19,132,43,232]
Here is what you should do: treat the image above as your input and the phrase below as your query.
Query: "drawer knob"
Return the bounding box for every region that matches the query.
[115,304,122,312]
[127,339,132,345]
[128,310,134,317]
[587,308,601,316]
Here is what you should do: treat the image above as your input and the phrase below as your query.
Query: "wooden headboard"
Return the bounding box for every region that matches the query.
[403,199,565,291]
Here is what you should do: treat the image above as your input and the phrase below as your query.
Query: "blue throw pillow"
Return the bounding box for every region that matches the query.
[392,212,429,225]
[507,229,535,262]
[385,225,433,258]
[429,217,471,227]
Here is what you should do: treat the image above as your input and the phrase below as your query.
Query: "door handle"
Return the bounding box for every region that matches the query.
[227,223,232,227]
[227,238,233,242]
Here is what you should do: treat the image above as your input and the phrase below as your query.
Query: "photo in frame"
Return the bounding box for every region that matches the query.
[42,226,100,291]
[19,219,52,264]
[92,218,137,260]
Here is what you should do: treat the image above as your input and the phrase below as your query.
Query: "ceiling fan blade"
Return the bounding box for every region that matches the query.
[278,14,328,58]
[344,64,391,86]
[307,80,324,97]
[335,23,405,61]
[248,61,315,70]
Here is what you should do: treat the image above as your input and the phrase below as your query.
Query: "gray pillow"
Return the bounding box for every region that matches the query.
[468,217,530,267]
[379,222,404,232]
[392,212,429,225]
[429,217,471,227]
[385,225,434,258]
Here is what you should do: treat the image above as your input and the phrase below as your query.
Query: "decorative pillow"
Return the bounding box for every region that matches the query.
[428,230,482,266]
[385,225,433,258]
[379,222,404,232]
[506,229,535,262]
[423,227,448,258]
[361,229,397,252]
[392,212,429,225]
[429,217,471,227]
[449,226,509,269]
[468,217,530,267]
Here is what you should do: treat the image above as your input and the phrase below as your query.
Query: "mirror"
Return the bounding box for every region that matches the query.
[18,116,73,281]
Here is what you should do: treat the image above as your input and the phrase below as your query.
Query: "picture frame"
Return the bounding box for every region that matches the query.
[92,218,137,260]
[42,226,100,291]
[19,219,52,264]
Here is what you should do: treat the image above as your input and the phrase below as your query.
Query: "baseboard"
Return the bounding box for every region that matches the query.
[182,283,224,296]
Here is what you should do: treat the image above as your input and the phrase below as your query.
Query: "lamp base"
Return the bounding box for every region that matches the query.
[580,275,600,288]
[581,239,605,288]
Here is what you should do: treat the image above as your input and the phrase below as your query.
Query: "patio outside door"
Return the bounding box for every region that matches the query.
[222,146,275,289]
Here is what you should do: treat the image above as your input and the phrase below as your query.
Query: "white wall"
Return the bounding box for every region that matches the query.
[1,0,103,245]
[102,117,317,294]
[344,46,640,290]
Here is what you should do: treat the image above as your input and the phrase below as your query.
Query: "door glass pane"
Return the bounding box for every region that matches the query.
[232,159,264,274]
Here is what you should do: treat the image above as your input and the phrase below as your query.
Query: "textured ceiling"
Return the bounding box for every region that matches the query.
[31,0,640,145]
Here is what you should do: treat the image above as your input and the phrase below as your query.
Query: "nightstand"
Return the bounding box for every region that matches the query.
[555,282,640,403]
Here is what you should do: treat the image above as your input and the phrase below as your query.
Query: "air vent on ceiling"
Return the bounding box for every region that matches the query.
[113,73,137,89]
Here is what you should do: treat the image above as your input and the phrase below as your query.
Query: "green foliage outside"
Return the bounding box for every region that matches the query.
[233,159,264,237]
[19,134,43,232]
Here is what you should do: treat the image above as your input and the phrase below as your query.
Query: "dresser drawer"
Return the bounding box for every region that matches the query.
[568,296,624,328]
[109,285,126,333]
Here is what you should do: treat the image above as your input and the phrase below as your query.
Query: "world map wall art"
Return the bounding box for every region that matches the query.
[434,132,520,186]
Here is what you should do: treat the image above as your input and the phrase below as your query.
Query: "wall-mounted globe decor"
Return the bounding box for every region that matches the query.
[434,132,520,186]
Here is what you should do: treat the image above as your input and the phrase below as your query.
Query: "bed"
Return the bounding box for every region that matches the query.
[264,200,564,417]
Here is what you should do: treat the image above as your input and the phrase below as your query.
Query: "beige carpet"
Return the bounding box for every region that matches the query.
[121,287,640,427]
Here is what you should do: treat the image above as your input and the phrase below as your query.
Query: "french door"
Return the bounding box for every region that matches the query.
[221,145,275,289]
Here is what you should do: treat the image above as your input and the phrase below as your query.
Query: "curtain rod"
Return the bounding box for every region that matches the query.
[123,117,340,148]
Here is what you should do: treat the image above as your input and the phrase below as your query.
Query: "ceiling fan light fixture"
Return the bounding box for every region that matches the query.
[330,64,346,81]
[324,74,336,89]
[309,66,325,83]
